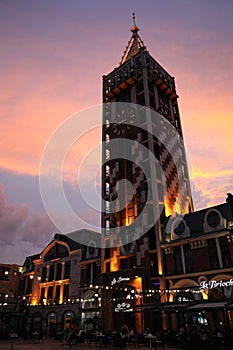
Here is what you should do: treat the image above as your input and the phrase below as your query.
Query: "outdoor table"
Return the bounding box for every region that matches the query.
[144,335,157,350]
[32,332,40,344]
[9,333,18,339]
[96,334,105,346]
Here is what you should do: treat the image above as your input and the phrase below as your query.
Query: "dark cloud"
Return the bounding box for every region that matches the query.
[0,183,57,263]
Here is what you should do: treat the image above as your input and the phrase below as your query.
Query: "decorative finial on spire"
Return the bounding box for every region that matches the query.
[130,12,139,33]
[132,12,136,26]
[119,13,148,65]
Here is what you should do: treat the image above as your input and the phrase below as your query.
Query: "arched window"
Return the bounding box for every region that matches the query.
[63,310,75,330]
[47,311,57,336]
[44,244,69,261]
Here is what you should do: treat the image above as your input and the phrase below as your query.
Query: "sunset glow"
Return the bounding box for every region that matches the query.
[0,0,232,264]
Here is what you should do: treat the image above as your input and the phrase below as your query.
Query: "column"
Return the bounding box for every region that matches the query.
[180,245,186,274]
[59,283,64,304]
[61,262,65,280]
[153,85,160,110]
[215,237,223,268]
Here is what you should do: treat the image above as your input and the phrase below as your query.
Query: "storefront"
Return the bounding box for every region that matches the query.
[101,269,143,333]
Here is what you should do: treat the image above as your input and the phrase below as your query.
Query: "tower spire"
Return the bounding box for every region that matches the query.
[119,13,148,65]
[131,12,139,34]
[133,12,136,26]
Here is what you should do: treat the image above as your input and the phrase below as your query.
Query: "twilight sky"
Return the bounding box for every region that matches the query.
[0,0,232,264]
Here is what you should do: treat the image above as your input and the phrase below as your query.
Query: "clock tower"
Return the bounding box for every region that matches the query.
[101,15,193,331]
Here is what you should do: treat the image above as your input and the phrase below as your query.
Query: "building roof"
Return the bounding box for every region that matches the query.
[120,13,148,65]
[163,197,233,243]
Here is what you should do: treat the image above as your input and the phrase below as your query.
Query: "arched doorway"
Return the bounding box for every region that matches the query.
[170,280,202,331]
[46,311,57,336]
[81,290,100,331]
[32,311,42,332]
[112,286,136,332]
[62,310,75,331]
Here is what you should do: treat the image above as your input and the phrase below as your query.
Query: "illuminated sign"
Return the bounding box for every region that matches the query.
[115,302,132,312]
[111,276,130,286]
[200,279,233,289]
[178,297,192,302]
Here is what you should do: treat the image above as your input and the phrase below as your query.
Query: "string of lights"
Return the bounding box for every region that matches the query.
[16,283,207,307]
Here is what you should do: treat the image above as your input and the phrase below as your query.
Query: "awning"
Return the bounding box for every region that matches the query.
[134,303,191,313]
[186,301,228,311]
[158,303,190,312]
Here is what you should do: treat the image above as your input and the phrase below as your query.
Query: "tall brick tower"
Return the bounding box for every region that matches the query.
[101,15,193,331]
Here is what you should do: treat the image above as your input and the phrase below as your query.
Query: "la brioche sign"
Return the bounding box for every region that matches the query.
[111,276,130,286]
[200,279,233,289]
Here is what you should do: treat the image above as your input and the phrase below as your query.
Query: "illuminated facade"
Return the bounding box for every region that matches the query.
[159,193,233,331]
[101,15,193,331]
[18,230,101,335]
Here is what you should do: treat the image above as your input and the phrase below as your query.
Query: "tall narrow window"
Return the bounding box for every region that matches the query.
[48,265,54,282]
[106,134,110,143]
[41,267,46,282]
[40,287,45,302]
[219,236,231,267]
[47,286,53,300]
[106,149,110,160]
[105,183,110,195]
[174,246,182,274]
[105,165,110,177]
[63,284,69,301]
[55,285,60,304]
[184,244,192,272]
[207,239,220,269]
[56,263,62,280]
[64,261,70,279]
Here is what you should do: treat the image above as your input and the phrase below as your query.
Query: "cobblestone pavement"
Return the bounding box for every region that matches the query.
[0,339,178,350]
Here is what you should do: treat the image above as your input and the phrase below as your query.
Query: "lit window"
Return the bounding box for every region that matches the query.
[106,149,110,160]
